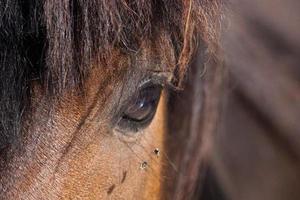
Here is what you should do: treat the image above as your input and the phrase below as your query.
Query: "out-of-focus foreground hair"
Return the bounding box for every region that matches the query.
[215,0,300,199]
[167,0,300,199]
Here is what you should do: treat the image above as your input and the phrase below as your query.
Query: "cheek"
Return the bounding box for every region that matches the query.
[141,92,166,199]
[54,93,167,199]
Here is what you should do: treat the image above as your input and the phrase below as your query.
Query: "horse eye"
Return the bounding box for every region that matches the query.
[116,82,162,132]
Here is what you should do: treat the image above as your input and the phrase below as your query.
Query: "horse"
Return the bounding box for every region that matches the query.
[1,0,300,199]
[0,0,222,199]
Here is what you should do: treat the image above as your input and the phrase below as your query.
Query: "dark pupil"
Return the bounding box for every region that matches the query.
[123,85,162,122]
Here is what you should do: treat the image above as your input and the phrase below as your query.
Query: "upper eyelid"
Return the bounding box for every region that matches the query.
[144,71,173,87]
[138,76,164,89]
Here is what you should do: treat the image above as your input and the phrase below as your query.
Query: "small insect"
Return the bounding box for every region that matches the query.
[153,148,160,156]
[140,161,148,170]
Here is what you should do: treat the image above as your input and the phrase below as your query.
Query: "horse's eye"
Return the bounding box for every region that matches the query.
[116,82,162,133]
